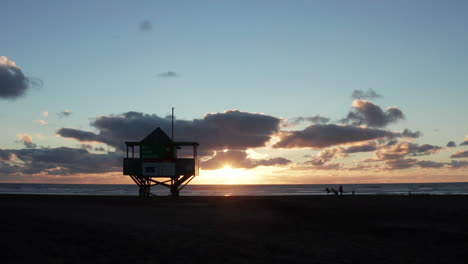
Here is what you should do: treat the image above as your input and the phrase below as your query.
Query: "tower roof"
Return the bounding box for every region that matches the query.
[140,127,173,145]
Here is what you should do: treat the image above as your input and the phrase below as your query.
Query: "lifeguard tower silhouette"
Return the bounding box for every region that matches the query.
[123,127,199,197]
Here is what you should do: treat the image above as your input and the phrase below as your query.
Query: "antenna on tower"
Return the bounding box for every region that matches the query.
[171,107,174,141]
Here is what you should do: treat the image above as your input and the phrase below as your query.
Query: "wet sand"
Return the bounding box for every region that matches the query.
[1,194,468,263]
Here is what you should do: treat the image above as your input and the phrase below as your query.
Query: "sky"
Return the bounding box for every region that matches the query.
[1,0,468,184]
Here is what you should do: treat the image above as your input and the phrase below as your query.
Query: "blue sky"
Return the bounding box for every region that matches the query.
[1,0,468,183]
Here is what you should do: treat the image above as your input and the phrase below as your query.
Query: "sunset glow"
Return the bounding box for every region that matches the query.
[1,1,468,184]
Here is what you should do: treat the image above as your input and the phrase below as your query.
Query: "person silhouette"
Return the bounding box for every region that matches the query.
[339,185,344,195]
[332,188,338,195]
[325,187,331,195]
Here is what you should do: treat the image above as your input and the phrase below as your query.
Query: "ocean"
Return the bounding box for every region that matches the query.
[1,182,468,196]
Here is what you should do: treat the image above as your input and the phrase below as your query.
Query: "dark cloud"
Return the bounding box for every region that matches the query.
[341,99,404,127]
[0,56,41,100]
[158,71,179,78]
[383,158,418,170]
[446,141,457,147]
[58,128,99,142]
[375,142,442,160]
[450,150,468,158]
[289,115,330,126]
[401,129,422,138]
[361,141,446,170]
[304,148,344,166]
[342,141,378,153]
[58,109,72,118]
[303,143,376,169]
[448,160,468,169]
[351,88,382,100]
[201,150,291,170]
[81,144,106,152]
[0,147,121,176]
[417,160,445,168]
[311,163,342,170]
[347,163,378,171]
[413,144,444,155]
[298,162,342,170]
[94,146,107,152]
[57,110,281,154]
[273,124,397,149]
[81,144,93,150]
[300,141,444,171]
[139,20,153,31]
[460,137,468,146]
[383,159,446,170]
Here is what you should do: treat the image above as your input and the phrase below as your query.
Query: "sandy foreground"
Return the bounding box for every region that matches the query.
[1,194,468,263]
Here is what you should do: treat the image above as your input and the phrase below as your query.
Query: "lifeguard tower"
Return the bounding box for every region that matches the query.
[123,127,199,197]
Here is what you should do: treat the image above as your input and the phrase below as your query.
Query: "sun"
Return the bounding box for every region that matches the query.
[197,165,260,184]
[217,165,239,184]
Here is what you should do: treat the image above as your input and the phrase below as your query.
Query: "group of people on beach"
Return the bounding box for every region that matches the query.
[324,185,350,195]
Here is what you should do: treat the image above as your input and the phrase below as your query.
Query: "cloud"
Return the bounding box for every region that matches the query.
[417,160,445,168]
[351,88,383,100]
[341,99,404,127]
[139,20,153,32]
[0,56,41,100]
[81,144,93,150]
[57,128,100,142]
[342,141,378,153]
[94,146,107,152]
[158,71,179,78]
[374,142,443,160]
[299,140,443,171]
[448,160,468,169]
[201,150,291,170]
[359,141,445,170]
[304,148,345,166]
[58,109,72,118]
[36,120,48,125]
[383,158,418,170]
[41,111,48,117]
[81,144,107,152]
[460,136,468,146]
[288,115,330,126]
[57,110,281,154]
[277,99,417,149]
[0,147,121,176]
[16,134,36,148]
[299,140,445,171]
[401,129,421,138]
[273,124,398,149]
[297,161,342,170]
[450,150,468,158]
[309,163,342,170]
[382,158,446,170]
[347,163,378,171]
[446,141,457,147]
[303,143,376,169]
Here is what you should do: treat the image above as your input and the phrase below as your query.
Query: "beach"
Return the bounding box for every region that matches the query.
[2,194,468,263]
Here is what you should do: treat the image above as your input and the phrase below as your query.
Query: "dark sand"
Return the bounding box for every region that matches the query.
[1,194,468,263]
